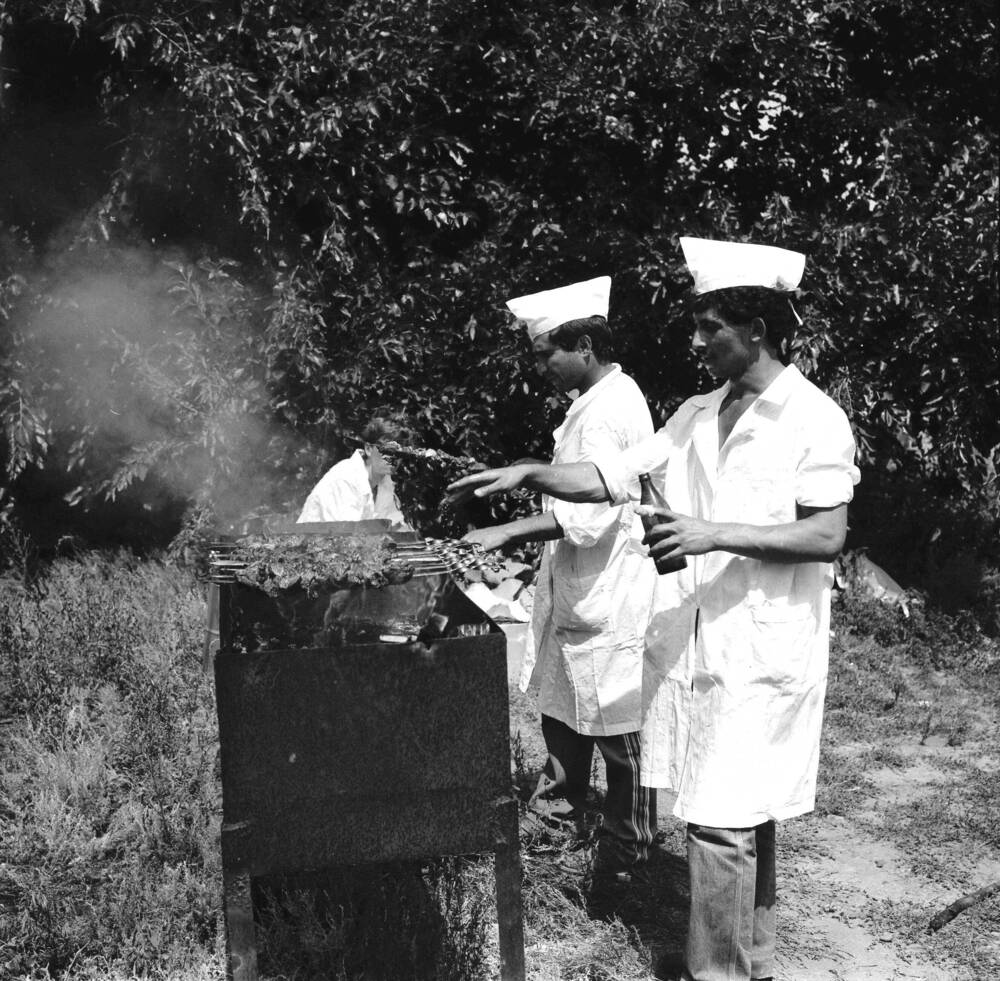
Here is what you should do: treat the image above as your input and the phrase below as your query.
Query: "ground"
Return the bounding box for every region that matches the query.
[500,618,1000,981]
[2,562,996,980]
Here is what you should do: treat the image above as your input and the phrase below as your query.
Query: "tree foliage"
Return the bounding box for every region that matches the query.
[0,0,996,544]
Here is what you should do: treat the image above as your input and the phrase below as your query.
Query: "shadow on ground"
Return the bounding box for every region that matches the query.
[515,766,690,976]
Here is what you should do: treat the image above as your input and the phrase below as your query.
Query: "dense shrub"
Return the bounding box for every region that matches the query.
[832,586,999,673]
[0,0,996,556]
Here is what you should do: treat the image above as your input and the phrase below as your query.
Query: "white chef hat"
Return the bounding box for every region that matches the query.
[505,275,611,341]
[680,237,805,295]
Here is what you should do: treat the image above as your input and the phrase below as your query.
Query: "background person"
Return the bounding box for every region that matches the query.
[297,415,407,526]
[447,238,860,981]
[466,275,659,882]
[203,415,409,667]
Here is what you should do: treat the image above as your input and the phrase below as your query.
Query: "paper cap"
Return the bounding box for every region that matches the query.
[680,237,805,295]
[505,276,611,341]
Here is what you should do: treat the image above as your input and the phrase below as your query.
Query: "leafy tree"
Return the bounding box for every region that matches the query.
[0,0,996,555]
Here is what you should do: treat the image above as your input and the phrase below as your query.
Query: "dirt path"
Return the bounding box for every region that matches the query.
[778,815,983,980]
[504,624,1000,981]
[773,742,1000,981]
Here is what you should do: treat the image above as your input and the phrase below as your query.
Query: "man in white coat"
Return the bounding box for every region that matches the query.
[297,416,407,526]
[447,240,860,981]
[464,276,659,880]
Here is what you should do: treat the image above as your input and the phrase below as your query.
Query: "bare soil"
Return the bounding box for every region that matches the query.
[502,620,1000,981]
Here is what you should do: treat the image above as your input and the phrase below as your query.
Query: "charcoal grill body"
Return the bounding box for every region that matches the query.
[213,538,524,981]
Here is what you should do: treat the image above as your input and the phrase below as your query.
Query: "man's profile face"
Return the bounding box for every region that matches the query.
[364,444,391,485]
[690,309,754,381]
[531,332,587,394]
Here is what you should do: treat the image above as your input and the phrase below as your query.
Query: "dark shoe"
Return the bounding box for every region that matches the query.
[589,834,652,884]
[588,862,651,888]
[590,867,634,886]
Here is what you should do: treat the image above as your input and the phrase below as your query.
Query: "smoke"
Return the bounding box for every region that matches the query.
[0,17,319,537]
[5,238,313,527]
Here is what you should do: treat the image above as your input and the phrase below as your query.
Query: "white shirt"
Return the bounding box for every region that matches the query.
[297,449,406,526]
[522,365,658,736]
[594,365,860,826]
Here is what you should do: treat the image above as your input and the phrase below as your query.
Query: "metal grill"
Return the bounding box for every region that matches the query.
[208,519,525,981]
[206,536,498,585]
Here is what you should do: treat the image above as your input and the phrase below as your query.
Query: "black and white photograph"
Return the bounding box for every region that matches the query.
[0,2,996,979]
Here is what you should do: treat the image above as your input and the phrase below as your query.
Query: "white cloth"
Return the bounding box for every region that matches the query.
[520,366,657,736]
[506,276,611,340]
[593,365,860,826]
[680,237,805,294]
[296,449,406,526]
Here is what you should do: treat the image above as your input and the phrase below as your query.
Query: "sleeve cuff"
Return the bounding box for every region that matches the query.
[551,498,621,548]
[590,450,635,506]
[796,464,860,507]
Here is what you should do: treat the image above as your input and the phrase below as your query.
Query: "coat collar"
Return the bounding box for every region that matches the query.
[754,363,802,407]
[554,364,622,445]
[690,385,727,488]
[565,363,622,419]
[687,364,801,484]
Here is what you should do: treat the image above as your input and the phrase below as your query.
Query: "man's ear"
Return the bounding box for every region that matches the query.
[749,317,767,343]
[575,334,594,355]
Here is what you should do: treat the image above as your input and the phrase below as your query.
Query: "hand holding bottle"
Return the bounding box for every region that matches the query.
[638,501,723,572]
[638,472,687,575]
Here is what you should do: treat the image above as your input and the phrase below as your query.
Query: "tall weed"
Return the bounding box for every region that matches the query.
[0,553,221,979]
[0,552,493,980]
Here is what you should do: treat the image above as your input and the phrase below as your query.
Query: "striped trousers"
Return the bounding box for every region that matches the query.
[540,714,657,871]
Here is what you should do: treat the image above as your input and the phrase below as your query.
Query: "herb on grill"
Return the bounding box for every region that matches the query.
[379,442,482,474]
[379,442,485,537]
[229,534,413,596]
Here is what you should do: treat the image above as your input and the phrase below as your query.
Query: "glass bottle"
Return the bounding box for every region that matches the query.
[638,472,687,575]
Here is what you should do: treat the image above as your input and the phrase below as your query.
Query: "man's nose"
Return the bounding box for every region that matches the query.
[690,329,706,352]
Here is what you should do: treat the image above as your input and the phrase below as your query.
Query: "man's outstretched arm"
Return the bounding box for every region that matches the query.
[445,462,611,506]
[463,509,564,552]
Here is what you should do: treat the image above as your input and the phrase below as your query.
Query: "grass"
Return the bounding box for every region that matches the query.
[0,552,221,980]
[1,552,998,979]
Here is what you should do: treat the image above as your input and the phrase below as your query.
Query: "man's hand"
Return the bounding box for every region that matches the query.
[638,506,719,564]
[637,502,849,565]
[445,465,530,505]
[462,526,510,553]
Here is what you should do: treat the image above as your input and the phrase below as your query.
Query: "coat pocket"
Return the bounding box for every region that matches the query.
[747,604,819,688]
[550,540,613,632]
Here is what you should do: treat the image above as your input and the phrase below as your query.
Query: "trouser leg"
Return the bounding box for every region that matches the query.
[536,714,594,812]
[591,730,657,871]
[751,820,776,980]
[685,822,775,981]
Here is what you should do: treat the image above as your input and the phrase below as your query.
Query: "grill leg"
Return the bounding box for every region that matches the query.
[494,800,526,981]
[223,869,259,981]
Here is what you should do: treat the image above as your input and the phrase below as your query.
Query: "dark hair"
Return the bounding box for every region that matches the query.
[548,315,614,361]
[360,414,409,446]
[690,286,799,362]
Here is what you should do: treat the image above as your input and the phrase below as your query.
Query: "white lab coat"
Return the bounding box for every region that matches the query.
[297,449,406,526]
[595,365,860,826]
[520,366,657,736]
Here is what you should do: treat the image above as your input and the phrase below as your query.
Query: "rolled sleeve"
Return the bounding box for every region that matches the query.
[552,422,635,546]
[550,499,620,547]
[592,428,676,506]
[795,408,861,507]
